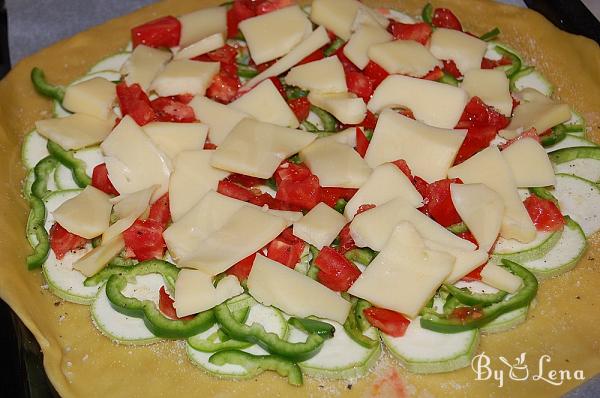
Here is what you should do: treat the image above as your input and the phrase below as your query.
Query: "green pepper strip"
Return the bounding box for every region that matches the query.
[343,299,378,349]
[344,248,377,266]
[307,245,320,280]
[540,124,568,147]
[108,256,137,267]
[420,259,538,333]
[236,64,259,79]
[479,27,500,42]
[214,303,325,362]
[442,295,462,315]
[46,141,91,187]
[354,299,372,332]
[310,105,337,132]
[31,156,58,199]
[333,198,347,213]
[288,317,335,339]
[26,196,50,269]
[443,284,508,306]
[323,37,345,57]
[422,3,433,25]
[495,46,522,78]
[447,222,468,234]
[548,146,600,165]
[528,187,559,205]
[31,67,65,102]
[265,177,277,192]
[437,72,459,86]
[188,307,252,352]
[209,350,303,386]
[509,66,534,92]
[285,86,308,100]
[301,120,319,132]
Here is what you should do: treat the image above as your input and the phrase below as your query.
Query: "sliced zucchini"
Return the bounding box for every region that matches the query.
[43,248,100,305]
[22,169,35,201]
[42,189,81,232]
[512,70,553,96]
[72,70,122,85]
[492,229,562,262]
[481,305,529,334]
[21,130,50,170]
[88,52,131,74]
[544,135,596,153]
[53,146,103,190]
[552,174,600,236]
[549,147,600,183]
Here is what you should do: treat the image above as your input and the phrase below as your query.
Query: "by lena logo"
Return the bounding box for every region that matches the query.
[471,352,585,387]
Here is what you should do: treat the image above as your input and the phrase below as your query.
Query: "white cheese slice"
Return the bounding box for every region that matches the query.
[450,183,503,253]
[368,40,442,77]
[229,79,299,128]
[364,109,466,182]
[310,0,361,40]
[461,69,512,117]
[300,139,372,188]
[368,75,469,129]
[343,163,422,220]
[73,235,125,277]
[121,45,172,91]
[169,150,229,222]
[293,203,347,249]
[210,118,316,178]
[178,7,227,47]
[101,116,171,198]
[424,240,488,284]
[499,101,571,139]
[188,96,249,145]
[429,28,487,74]
[150,60,219,97]
[174,33,225,60]
[248,254,351,324]
[35,113,113,150]
[285,56,347,93]
[318,127,357,147]
[102,185,156,243]
[307,92,367,125]
[62,77,117,120]
[239,5,312,65]
[174,270,243,317]
[343,23,392,70]
[143,122,208,163]
[501,138,556,188]
[348,222,454,318]
[52,186,112,239]
[448,146,536,243]
[480,263,522,294]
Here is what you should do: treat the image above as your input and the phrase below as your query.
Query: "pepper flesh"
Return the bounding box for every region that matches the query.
[47,140,91,187]
[31,67,65,102]
[443,283,508,306]
[31,156,58,199]
[26,196,50,269]
[344,248,377,266]
[310,105,337,132]
[288,317,335,339]
[188,306,252,352]
[343,299,378,349]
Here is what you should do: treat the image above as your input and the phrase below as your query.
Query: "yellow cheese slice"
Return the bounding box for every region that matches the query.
[343,24,392,70]
[178,7,227,47]
[348,222,454,318]
[229,79,299,128]
[188,96,249,145]
[239,5,312,65]
[480,263,522,294]
[35,113,113,151]
[168,150,229,222]
[307,92,367,125]
[247,254,351,324]
[501,137,556,188]
[293,203,347,249]
[461,68,512,116]
[424,240,488,284]
[143,122,208,163]
[174,33,225,60]
[343,163,422,220]
[210,118,316,178]
[448,146,536,243]
[368,40,442,77]
[364,109,466,182]
[62,77,116,120]
[285,56,347,93]
[52,186,112,239]
[150,60,219,97]
[101,116,171,198]
[429,28,487,74]
[368,75,469,129]
[102,186,156,243]
[73,235,125,277]
[450,183,504,253]
[174,270,243,317]
[299,139,372,188]
[499,101,571,139]
[121,45,171,91]
[310,0,361,40]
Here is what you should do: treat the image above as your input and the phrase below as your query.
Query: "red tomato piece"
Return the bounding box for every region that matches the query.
[276,175,321,211]
[442,59,462,79]
[355,127,369,158]
[498,128,540,150]
[450,306,484,322]
[363,61,389,89]
[337,223,356,254]
[320,187,358,208]
[523,196,565,232]
[422,66,444,81]
[148,193,171,229]
[227,0,256,38]
[423,178,463,227]
[172,93,194,104]
[432,8,463,31]
[335,45,359,73]
[49,223,89,260]
[116,82,157,126]
[226,252,258,281]
[288,97,311,121]
[203,137,218,150]
[274,162,312,185]
[131,16,181,49]
[413,175,430,199]
[481,56,513,69]
[123,219,166,261]
[296,48,325,66]
[158,286,195,320]
[206,72,241,104]
[255,0,295,15]
[457,97,510,130]
[217,180,256,201]
[458,230,479,248]
[267,228,305,268]
[346,70,373,102]
[356,204,376,215]
[391,159,414,183]
[462,264,485,282]
[150,97,196,123]
[363,307,410,337]
[206,45,238,64]
[388,21,432,45]
[362,110,378,130]
[314,246,361,292]
[91,163,119,196]
[226,173,265,188]
[249,193,301,211]
[454,126,498,165]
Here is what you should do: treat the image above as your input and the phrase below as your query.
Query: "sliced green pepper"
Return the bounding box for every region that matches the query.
[479,27,500,42]
[354,299,372,332]
[540,124,567,147]
[495,46,522,78]
[528,187,559,205]
[26,196,50,269]
[344,247,377,266]
[437,72,460,86]
[442,295,462,315]
[285,85,308,100]
[301,120,319,132]
[343,299,378,349]
[443,283,508,306]
[310,105,337,132]
[306,245,320,280]
[188,307,252,352]
[288,317,335,338]
[31,156,58,199]
[46,141,91,187]
[265,177,277,191]
[422,3,433,25]
[236,64,259,79]
[323,37,345,57]
[447,222,468,234]
[31,67,65,102]
[509,66,534,92]
[333,198,347,213]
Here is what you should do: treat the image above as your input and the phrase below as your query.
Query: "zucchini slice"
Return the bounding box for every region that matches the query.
[552,174,600,236]
[549,147,600,183]
[54,146,103,190]
[545,135,596,153]
[88,52,131,74]
[512,70,553,96]
[492,229,562,262]
[21,130,50,170]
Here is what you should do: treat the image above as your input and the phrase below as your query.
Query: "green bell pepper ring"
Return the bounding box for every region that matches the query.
[443,283,508,306]
[46,141,91,187]
[288,317,335,339]
[306,246,320,281]
[442,295,462,315]
[31,67,65,102]
[31,156,58,199]
[323,37,345,57]
[540,124,568,147]
[26,196,50,269]
[344,248,377,266]
[479,27,501,42]
[333,198,347,214]
[354,299,372,332]
[422,3,433,25]
[509,66,534,92]
[236,64,259,79]
[420,259,538,333]
[301,120,319,133]
[310,105,337,132]
[209,350,303,386]
[188,307,253,353]
[343,299,378,349]
[528,187,559,206]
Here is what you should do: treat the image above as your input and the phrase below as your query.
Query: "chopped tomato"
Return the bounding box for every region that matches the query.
[123,219,166,261]
[226,252,257,281]
[217,180,256,201]
[205,45,238,64]
[131,16,181,49]
[462,264,485,281]
[442,59,462,79]
[267,228,305,268]
[269,77,287,98]
[356,204,376,215]
[335,45,358,73]
[116,82,156,126]
[481,56,512,69]
[362,110,378,130]
[49,223,89,260]
[91,163,119,196]
[454,126,498,165]
[172,93,194,104]
[388,21,432,45]
[346,70,373,102]
[524,195,565,232]
[256,60,276,72]
[276,174,321,211]
[150,97,196,123]
[450,306,484,322]
[314,246,361,292]
[249,193,301,211]
[457,96,509,130]
[206,72,240,104]
[423,178,463,227]
[363,307,410,337]
[274,162,312,186]
[422,66,444,81]
[397,108,415,119]
[458,230,479,248]
[226,173,264,188]
[255,0,295,15]
[337,224,356,254]
[320,187,358,208]
[391,159,414,183]
[227,0,255,38]
[432,8,463,31]
[498,128,539,150]
[159,286,194,320]
[204,137,218,150]
[288,97,311,121]
[413,176,430,198]
[363,61,389,89]
[297,48,325,66]
[148,193,171,229]
[355,127,369,157]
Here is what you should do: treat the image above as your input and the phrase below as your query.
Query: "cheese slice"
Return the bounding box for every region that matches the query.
[450,183,504,253]
[293,203,347,249]
[318,127,357,147]
[501,138,556,187]
[188,96,249,145]
[352,4,389,30]
[285,56,347,93]
[350,197,476,251]
[461,69,512,117]
[300,139,372,188]
[424,240,488,284]
[174,270,243,317]
[73,235,125,277]
[343,23,392,70]
[143,122,208,163]
[448,146,536,243]
[229,79,299,128]
[169,150,229,222]
[307,92,367,125]
[368,75,469,129]
[178,7,227,47]
[368,40,442,77]
[247,254,351,324]
[52,186,112,239]
[480,263,522,294]
[121,45,172,91]
[102,186,156,243]
[150,60,219,97]
[101,116,171,198]
[210,118,316,178]
[343,163,422,220]
[348,222,454,318]
[174,33,225,60]
[62,77,116,120]
[239,5,312,65]
[429,28,487,74]
[35,113,113,150]
[310,0,361,40]
[513,88,553,104]
[499,101,571,139]
[364,109,466,182]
